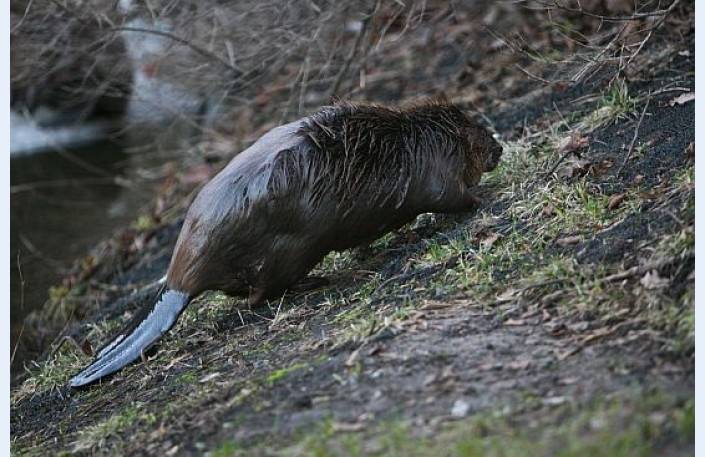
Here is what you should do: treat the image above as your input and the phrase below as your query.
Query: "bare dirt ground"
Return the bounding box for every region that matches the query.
[11,2,694,456]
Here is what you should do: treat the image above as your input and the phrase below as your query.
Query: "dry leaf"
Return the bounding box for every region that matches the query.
[345,347,361,367]
[508,360,530,370]
[543,396,568,406]
[80,339,94,356]
[479,231,501,249]
[332,422,365,432]
[607,193,625,211]
[199,372,221,383]
[640,270,669,289]
[542,204,556,217]
[639,187,665,200]
[541,290,563,305]
[669,92,695,106]
[557,155,591,179]
[130,233,148,252]
[556,235,582,247]
[553,81,569,93]
[685,142,694,161]
[419,300,455,311]
[496,288,520,303]
[591,159,614,177]
[557,134,589,154]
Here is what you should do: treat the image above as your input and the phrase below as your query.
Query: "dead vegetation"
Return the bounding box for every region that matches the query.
[10,0,694,455]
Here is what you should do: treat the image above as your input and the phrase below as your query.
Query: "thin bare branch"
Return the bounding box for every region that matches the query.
[617,97,651,176]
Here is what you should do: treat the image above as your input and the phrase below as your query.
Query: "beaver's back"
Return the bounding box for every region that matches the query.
[167,120,311,292]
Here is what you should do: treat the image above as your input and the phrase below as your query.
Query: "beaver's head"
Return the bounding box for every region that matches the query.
[465,120,503,172]
[406,101,502,189]
[452,111,503,186]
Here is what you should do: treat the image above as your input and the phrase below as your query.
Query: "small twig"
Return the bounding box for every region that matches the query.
[18,234,63,268]
[10,177,132,194]
[370,263,446,301]
[649,86,692,97]
[504,252,694,311]
[298,55,311,115]
[11,323,25,366]
[515,65,556,85]
[659,207,684,226]
[328,0,379,97]
[49,335,91,357]
[571,22,628,83]
[523,142,586,196]
[236,308,246,327]
[596,252,693,284]
[11,0,34,33]
[532,0,681,22]
[16,251,25,312]
[270,295,286,328]
[544,149,579,179]
[110,26,243,76]
[552,102,571,130]
[617,97,651,176]
[622,27,653,71]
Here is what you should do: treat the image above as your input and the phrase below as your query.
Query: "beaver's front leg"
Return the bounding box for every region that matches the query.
[428,188,482,214]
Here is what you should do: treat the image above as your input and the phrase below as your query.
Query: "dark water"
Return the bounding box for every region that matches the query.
[10,140,151,377]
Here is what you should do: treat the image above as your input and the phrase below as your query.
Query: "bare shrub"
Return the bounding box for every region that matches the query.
[13,0,686,156]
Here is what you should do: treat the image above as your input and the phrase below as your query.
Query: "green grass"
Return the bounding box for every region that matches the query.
[44,283,88,323]
[174,370,199,385]
[583,79,639,130]
[209,440,241,457]
[181,290,235,327]
[266,362,308,385]
[132,214,159,232]
[71,403,157,452]
[13,344,85,402]
[318,250,357,272]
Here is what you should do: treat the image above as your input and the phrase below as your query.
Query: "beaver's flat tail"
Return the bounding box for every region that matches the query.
[69,287,191,388]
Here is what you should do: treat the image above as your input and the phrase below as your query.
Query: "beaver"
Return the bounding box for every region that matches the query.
[69,100,503,387]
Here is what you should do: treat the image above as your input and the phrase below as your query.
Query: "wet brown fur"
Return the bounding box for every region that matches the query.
[166,100,502,304]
